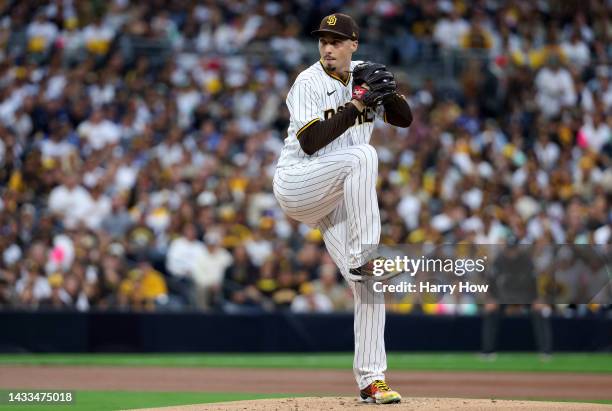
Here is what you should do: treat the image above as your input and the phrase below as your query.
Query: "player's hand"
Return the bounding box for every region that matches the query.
[352,61,396,107]
[351,84,368,111]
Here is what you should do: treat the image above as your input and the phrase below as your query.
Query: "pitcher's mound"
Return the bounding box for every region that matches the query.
[130,396,611,410]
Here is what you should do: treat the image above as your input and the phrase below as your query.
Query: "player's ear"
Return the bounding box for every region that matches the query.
[351,40,358,53]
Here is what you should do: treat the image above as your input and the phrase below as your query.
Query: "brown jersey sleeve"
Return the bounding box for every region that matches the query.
[298,103,360,155]
[382,93,412,128]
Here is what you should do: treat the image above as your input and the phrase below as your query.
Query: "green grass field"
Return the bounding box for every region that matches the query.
[0,391,291,411]
[0,352,611,373]
[0,353,610,410]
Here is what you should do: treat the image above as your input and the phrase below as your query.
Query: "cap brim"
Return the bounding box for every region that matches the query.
[311,29,354,40]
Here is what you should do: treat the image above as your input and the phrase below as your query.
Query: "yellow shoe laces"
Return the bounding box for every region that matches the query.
[372,380,391,391]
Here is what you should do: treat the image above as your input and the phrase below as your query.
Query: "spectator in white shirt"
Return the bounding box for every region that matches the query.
[15,270,51,307]
[270,25,304,68]
[290,282,333,313]
[561,31,591,71]
[48,173,93,229]
[535,55,576,118]
[156,127,185,168]
[191,229,233,309]
[165,223,204,306]
[77,108,121,151]
[88,73,116,107]
[244,226,273,267]
[534,131,560,170]
[85,185,112,230]
[166,224,206,278]
[434,8,470,50]
[26,13,58,53]
[578,111,611,152]
[40,122,76,163]
[82,16,115,55]
[397,178,423,231]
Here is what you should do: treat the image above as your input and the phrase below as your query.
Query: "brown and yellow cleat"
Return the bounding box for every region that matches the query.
[359,380,402,404]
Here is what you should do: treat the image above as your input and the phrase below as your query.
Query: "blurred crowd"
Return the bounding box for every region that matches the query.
[0,0,610,313]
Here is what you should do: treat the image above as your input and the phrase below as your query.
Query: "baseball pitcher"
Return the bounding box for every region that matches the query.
[273,13,412,404]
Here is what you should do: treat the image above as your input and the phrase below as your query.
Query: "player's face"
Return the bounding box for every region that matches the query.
[319,35,358,73]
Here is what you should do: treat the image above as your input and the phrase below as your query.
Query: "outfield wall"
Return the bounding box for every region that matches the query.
[0,312,610,352]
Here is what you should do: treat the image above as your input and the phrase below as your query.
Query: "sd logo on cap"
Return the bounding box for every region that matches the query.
[312,13,359,40]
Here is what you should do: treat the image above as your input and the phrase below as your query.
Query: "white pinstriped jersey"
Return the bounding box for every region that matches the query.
[273,59,390,388]
[277,60,385,168]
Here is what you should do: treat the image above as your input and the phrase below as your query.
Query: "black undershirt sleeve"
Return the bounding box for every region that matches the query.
[298,103,360,155]
[382,93,413,128]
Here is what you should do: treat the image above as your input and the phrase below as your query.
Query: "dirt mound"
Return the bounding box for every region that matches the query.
[129,396,611,410]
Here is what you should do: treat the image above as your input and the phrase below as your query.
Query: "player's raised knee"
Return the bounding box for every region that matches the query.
[350,145,378,168]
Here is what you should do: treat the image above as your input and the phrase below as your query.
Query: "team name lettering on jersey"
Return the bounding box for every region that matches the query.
[324,106,375,125]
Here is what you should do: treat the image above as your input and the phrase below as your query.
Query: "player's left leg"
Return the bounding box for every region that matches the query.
[347,279,388,389]
[318,204,390,391]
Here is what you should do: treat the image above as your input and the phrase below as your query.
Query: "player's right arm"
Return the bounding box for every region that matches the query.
[288,80,364,155]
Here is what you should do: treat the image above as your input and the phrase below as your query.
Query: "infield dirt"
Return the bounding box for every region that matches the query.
[1,366,611,409]
[130,396,612,410]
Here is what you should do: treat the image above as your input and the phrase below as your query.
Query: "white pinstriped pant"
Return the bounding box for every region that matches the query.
[273,144,386,389]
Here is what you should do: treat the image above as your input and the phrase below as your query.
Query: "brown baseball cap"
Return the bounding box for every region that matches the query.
[311,13,359,41]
